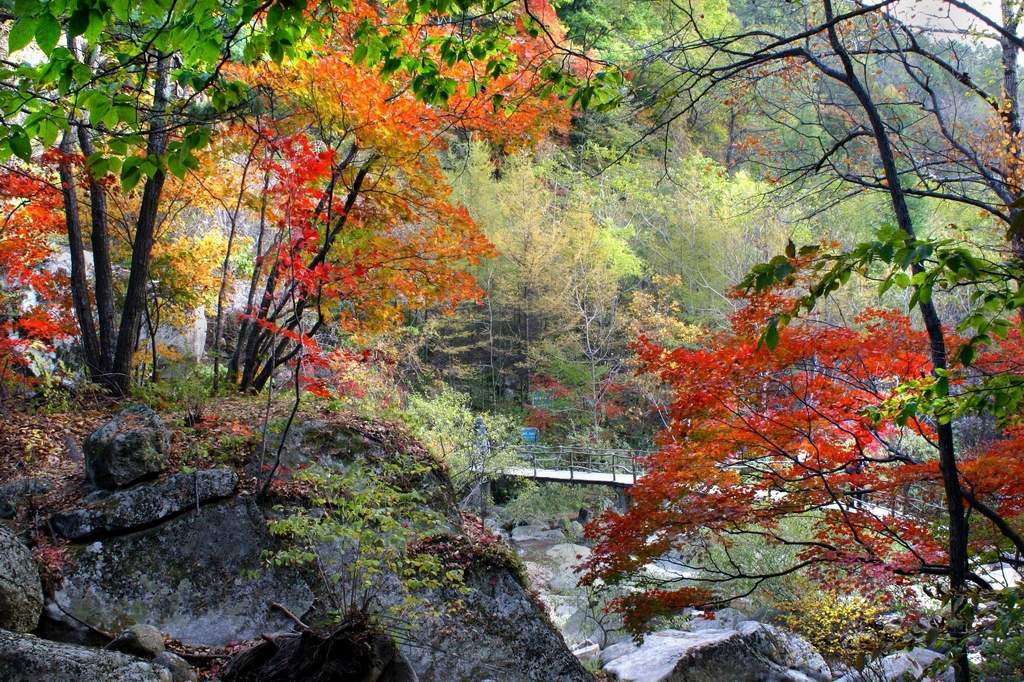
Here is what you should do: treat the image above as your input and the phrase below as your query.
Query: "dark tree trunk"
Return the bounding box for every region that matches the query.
[821,3,970,679]
[144,294,159,383]
[110,54,171,395]
[212,140,261,395]
[232,152,369,393]
[57,130,103,381]
[76,124,116,372]
[228,174,274,384]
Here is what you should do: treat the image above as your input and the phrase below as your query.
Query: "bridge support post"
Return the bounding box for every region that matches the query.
[615,486,631,512]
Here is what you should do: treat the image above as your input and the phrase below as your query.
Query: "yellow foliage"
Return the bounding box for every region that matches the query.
[781,590,905,669]
[149,230,230,325]
[625,277,705,348]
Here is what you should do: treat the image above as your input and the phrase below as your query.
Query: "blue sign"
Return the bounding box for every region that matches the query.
[520,427,540,443]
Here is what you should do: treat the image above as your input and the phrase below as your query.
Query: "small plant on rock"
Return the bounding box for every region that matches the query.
[264,456,464,635]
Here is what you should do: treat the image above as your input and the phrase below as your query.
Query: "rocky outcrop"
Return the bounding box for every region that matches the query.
[51,498,313,646]
[0,525,43,633]
[51,469,238,540]
[401,565,592,682]
[602,623,830,682]
[0,629,170,681]
[37,414,589,681]
[221,624,418,682]
[85,405,170,489]
[273,418,460,525]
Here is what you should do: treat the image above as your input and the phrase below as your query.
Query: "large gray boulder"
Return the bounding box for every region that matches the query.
[51,469,238,540]
[48,415,592,681]
[85,405,170,489]
[0,525,43,632]
[0,629,170,681]
[51,498,313,646]
[603,623,830,682]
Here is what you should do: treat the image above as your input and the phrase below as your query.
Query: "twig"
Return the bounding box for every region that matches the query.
[270,601,311,632]
[53,601,115,641]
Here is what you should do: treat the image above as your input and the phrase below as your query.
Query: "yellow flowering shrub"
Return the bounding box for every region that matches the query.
[781,590,904,669]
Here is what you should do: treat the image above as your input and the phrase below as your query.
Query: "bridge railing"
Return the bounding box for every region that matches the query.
[517,445,649,482]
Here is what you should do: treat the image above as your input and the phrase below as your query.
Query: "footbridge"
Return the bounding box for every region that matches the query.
[500,445,923,521]
[503,445,650,487]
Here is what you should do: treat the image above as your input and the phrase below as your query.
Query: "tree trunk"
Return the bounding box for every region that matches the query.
[110,53,171,395]
[77,124,116,373]
[144,294,159,383]
[228,171,273,384]
[70,41,117,373]
[821,3,970,679]
[57,130,103,381]
[212,140,260,395]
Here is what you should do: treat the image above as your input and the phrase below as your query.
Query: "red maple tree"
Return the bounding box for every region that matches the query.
[0,158,75,385]
[582,287,1024,635]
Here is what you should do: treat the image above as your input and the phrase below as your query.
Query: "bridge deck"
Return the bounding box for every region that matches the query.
[503,466,636,486]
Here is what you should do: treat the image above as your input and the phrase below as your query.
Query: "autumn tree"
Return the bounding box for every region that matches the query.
[580,2,1024,679]
[219,1,580,394]
[1,0,617,394]
[0,159,75,387]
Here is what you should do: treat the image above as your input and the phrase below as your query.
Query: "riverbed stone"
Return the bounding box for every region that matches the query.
[109,624,165,659]
[152,652,197,682]
[603,624,830,682]
[0,629,170,681]
[511,524,566,543]
[835,647,952,682]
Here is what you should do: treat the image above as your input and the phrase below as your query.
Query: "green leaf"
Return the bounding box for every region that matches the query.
[8,17,37,53]
[121,156,143,190]
[34,13,61,55]
[764,317,780,351]
[9,129,31,161]
[67,5,91,38]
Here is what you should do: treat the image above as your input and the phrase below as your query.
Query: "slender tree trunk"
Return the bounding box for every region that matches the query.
[229,170,273,383]
[70,40,117,373]
[144,294,159,383]
[821,3,969,679]
[212,140,260,395]
[77,124,116,373]
[57,130,103,380]
[110,53,171,395]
